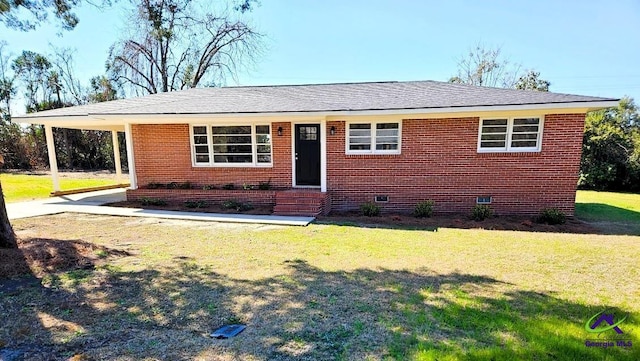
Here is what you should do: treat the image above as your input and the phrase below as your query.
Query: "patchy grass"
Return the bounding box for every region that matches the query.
[1,213,639,360]
[576,190,640,234]
[1,173,120,203]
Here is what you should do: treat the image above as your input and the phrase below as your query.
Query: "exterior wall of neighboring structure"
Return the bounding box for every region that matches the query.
[129,113,585,215]
[327,113,585,215]
[130,122,292,189]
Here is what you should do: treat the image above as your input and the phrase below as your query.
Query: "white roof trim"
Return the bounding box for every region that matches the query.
[15,100,618,126]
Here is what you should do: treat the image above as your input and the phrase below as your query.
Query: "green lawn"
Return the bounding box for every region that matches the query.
[3,210,639,360]
[576,190,640,222]
[576,190,640,234]
[1,173,120,203]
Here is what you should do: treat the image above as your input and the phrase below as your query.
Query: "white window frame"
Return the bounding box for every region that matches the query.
[345,120,402,155]
[477,116,544,153]
[189,123,273,167]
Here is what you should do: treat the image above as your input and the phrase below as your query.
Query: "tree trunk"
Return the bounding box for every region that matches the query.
[0,181,16,248]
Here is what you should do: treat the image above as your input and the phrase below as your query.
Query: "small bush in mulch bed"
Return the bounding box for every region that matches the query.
[140,197,167,206]
[471,204,493,221]
[184,200,208,209]
[413,200,435,218]
[360,202,381,217]
[222,200,254,212]
[536,207,566,225]
[258,180,272,190]
[166,182,192,189]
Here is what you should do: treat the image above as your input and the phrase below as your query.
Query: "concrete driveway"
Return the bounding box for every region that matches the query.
[6,189,314,226]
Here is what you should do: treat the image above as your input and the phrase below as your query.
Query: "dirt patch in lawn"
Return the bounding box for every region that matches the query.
[107,200,273,215]
[317,212,599,234]
[0,237,129,279]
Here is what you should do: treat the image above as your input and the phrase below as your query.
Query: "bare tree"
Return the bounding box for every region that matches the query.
[450,43,530,89]
[50,47,88,105]
[107,0,263,95]
[0,41,16,121]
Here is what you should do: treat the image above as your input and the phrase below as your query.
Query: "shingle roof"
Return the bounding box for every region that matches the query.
[16,80,617,119]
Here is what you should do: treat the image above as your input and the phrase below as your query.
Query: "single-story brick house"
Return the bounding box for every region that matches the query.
[16,80,618,216]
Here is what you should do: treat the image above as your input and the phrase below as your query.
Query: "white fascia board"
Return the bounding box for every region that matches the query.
[13,100,618,126]
[95,101,619,121]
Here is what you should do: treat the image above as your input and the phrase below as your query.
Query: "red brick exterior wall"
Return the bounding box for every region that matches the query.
[131,122,292,189]
[327,114,585,215]
[129,113,584,216]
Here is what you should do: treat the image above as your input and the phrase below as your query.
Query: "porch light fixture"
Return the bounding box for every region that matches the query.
[277,126,283,136]
[330,126,336,135]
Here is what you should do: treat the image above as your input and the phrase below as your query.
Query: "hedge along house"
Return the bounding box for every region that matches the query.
[15,80,618,216]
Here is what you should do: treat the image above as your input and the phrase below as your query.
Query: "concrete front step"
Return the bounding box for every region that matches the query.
[273,209,322,217]
[273,190,330,216]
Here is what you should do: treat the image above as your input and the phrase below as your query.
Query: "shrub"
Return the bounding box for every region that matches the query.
[166,182,179,189]
[202,184,216,190]
[413,200,435,218]
[242,183,255,190]
[222,183,236,190]
[140,197,167,206]
[178,182,192,189]
[146,182,165,189]
[258,179,272,190]
[360,202,381,217]
[537,207,566,225]
[221,199,254,212]
[471,204,493,221]
[184,200,208,209]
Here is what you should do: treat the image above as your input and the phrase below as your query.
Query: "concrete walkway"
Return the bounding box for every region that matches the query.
[7,189,314,226]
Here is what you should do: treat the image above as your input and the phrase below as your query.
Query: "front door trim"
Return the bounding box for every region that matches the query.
[291,120,326,191]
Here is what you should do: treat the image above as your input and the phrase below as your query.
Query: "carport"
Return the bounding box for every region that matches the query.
[13,113,134,194]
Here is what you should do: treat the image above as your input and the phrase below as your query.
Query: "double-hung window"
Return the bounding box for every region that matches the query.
[478,117,543,152]
[191,124,272,166]
[346,121,401,154]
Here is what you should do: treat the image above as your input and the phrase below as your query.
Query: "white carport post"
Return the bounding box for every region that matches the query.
[124,123,137,189]
[111,130,123,181]
[44,125,60,193]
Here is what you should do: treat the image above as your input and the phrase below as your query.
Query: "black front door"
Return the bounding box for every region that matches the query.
[295,124,321,186]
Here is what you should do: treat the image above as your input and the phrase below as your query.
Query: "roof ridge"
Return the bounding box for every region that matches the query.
[214,80,406,89]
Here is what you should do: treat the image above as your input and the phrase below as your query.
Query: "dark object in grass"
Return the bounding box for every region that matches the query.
[222,183,235,190]
[210,324,246,339]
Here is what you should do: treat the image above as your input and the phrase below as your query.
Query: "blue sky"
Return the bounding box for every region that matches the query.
[2,0,640,113]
